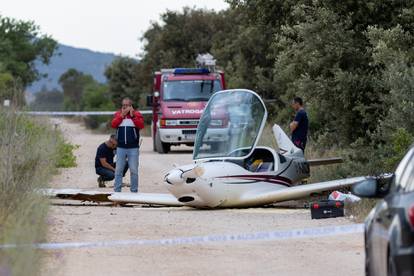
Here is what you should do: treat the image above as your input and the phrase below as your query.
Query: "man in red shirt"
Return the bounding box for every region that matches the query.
[111,97,144,192]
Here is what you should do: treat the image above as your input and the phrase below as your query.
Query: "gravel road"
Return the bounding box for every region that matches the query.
[42,119,364,276]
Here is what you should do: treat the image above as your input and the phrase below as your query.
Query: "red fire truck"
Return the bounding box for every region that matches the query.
[147,56,226,153]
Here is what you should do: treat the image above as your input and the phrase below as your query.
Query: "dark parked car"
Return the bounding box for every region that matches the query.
[353,146,414,276]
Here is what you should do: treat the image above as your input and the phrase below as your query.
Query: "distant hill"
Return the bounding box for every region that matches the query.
[28,44,118,93]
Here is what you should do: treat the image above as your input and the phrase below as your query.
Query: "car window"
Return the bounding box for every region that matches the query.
[395,147,414,191]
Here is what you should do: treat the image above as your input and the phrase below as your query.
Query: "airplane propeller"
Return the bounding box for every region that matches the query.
[164,165,204,185]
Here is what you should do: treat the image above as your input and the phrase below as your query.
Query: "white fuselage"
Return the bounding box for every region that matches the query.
[165,161,293,208]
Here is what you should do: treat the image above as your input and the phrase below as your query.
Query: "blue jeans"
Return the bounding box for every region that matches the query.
[96,163,128,181]
[114,147,139,192]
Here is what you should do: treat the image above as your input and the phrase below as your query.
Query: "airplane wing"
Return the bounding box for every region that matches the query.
[108,193,185,206]
[239,176,368,207]
[41,188,113,202]
[41,188,184,206]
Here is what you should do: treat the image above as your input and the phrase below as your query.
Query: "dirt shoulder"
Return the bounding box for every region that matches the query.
[42,119,364,276]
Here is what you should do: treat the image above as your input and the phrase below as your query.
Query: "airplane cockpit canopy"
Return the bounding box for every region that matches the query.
[193,89,267,160]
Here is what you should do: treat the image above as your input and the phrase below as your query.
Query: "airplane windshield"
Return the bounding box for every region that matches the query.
[193,89,266,160]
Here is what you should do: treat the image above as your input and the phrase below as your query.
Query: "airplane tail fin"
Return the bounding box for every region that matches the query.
[272,124,302,156]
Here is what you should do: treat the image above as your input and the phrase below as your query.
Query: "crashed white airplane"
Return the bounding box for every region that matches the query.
[45,89,368,208]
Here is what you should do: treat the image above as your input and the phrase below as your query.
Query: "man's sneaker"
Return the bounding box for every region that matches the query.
[97,176,106,188]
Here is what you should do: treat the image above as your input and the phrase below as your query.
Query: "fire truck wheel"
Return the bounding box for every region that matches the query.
[155,130,170,154]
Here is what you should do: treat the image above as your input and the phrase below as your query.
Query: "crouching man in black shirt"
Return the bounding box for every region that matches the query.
[95,134,128,187]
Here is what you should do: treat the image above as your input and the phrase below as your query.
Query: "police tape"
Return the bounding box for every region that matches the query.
[0,223,364,250]
[22,110,152,116]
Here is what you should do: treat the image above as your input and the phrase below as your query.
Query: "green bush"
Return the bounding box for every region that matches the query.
[55,137,78,168]
[384,128,414,171]
[81,81,115,130]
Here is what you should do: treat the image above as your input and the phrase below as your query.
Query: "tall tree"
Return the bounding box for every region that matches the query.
[228,0,414,145]
[0,15,57,87]
[135,8,232,95]
[59,69,94,111]
[104,57,141,106]
[30,86,63,111]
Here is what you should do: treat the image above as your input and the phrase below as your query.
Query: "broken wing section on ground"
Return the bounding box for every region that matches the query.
[41,189,184,206]
[42,188,113,202]
[108,193,185,206]
[239,176,369,207]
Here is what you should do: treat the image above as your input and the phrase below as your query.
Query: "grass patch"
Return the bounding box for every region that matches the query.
[56,140,78,168]
[345,199,378,223]
[0,107,76,275]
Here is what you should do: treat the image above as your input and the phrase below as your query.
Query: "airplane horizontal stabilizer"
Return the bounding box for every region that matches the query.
[307,157,343,166]
[272,124,302,155]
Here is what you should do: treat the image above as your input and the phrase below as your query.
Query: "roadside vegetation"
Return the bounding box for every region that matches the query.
[0,106,77,275]
[30,69,115,131]
[0,17,77,276]
[345,199,378,223]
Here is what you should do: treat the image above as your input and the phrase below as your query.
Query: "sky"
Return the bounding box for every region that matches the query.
[1,0,229,57]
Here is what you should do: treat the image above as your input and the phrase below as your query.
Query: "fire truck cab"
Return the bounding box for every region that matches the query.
[147,55,226,153]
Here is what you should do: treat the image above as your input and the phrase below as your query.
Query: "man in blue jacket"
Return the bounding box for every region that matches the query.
[111,97,144,192]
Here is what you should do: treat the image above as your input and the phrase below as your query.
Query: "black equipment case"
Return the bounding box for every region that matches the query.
[310,200,344,219]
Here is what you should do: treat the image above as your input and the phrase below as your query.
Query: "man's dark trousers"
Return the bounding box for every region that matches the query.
[96,163,128,181]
